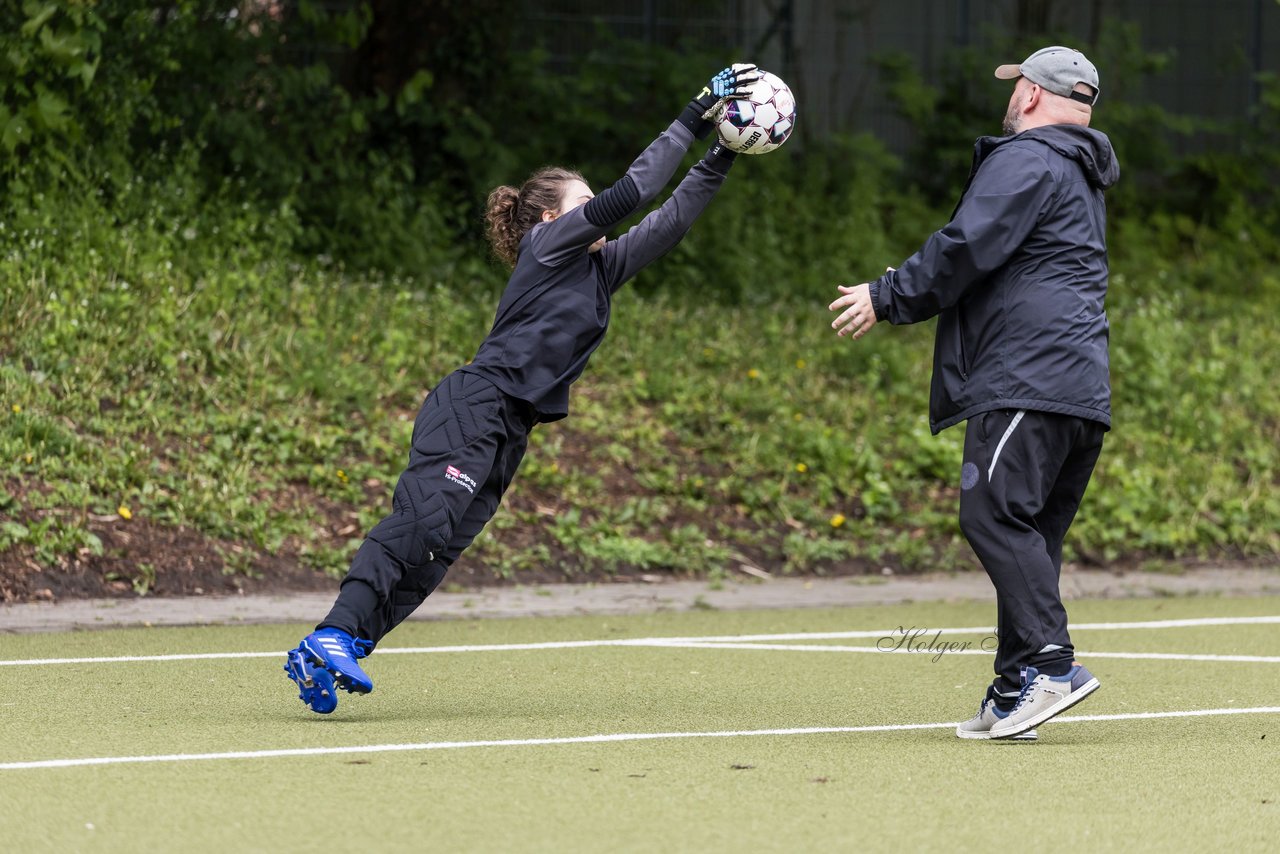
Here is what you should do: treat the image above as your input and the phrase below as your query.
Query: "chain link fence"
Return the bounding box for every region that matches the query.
[516,0,1278,151]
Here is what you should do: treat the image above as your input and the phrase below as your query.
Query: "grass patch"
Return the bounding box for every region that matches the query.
[2,597,1278,851]
[2,226,1277,590]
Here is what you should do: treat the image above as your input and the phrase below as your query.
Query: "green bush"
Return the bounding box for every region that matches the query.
[4,219,1276,577]
[0,10,1276,583]
[874,20,1280,266]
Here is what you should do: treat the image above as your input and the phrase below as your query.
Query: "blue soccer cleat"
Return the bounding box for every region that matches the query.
[284,628,375,713]
[299,628,375,694]
[284,647,339,714]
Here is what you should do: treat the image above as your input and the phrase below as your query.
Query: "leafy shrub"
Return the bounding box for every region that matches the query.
[0,10,1276,580]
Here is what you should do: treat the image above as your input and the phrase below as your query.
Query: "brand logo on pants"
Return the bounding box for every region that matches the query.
[445,465,477,494]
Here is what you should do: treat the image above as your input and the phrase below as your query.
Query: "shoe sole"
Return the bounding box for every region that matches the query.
[956,727,1037,741]
[284,650,338,714]
[299,638,373,695]
[989,678,1100,739]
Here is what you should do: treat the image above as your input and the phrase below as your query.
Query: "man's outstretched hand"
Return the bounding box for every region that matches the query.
[830,267,893,340]
[829,283,878,339]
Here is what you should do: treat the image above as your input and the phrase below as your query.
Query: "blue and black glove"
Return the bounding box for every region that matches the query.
[678,63,761,139]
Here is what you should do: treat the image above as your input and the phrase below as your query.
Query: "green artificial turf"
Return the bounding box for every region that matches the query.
[1,595,1278,852]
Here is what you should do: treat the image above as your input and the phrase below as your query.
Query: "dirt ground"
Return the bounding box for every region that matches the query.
[3,563,1279,634]
[4,471,1277,630]
[6,507,1276,608]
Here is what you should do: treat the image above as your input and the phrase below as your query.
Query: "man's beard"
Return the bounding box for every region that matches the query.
[1002,105,1021,136]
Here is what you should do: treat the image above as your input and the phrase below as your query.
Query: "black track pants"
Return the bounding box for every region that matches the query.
[319,370,533,645]
[958,409,1105,695]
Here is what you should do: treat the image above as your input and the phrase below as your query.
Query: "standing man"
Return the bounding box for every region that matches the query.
[828,47,1120,740]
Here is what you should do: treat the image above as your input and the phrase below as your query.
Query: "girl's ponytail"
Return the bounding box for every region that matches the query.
[484,167,584,267]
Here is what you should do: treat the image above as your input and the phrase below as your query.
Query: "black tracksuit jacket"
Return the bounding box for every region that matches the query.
[870,125,1121,434]
[461,121,733,421]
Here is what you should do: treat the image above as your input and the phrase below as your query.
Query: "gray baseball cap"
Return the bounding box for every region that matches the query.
[995,46,1100,105]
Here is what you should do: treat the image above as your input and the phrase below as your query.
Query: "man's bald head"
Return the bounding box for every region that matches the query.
[994,46,1100,135]
[1002,78,1096,135]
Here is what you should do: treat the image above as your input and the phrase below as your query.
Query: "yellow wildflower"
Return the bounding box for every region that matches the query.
[118,506,133,521]
[747,368,761,379]
[795,359,806,369]
[830,513,846,528]
[11,404,20,413]
[795,463,808,473]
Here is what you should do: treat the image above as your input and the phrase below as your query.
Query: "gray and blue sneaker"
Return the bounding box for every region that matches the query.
[956,685,1037,741]
[989,663,1100,739]
[284,628,375,714]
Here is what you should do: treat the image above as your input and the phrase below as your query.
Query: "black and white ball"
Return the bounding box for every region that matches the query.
[716,70,796,155]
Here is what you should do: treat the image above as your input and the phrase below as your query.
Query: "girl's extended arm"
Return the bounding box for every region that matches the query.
[526,64,759,266]
[598,142,736,292]
[526,121,695,266]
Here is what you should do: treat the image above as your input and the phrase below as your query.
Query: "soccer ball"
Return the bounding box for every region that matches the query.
[716,70,796,155]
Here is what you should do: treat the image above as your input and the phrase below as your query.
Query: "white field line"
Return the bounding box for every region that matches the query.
[3,705,1279,771]
[645,641,1280,664]
[1,613,1278,667]
[0,640,659,667]
[637,614,1280,642]
[1075,650,1280,663]
[2,641,1276,667]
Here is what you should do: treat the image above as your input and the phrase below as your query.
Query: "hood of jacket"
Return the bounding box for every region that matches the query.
[1016,124,1120,190]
